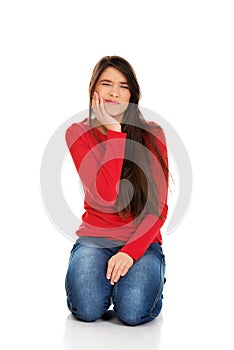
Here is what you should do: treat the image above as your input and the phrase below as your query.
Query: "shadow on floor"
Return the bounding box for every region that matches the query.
[63,308,163,350]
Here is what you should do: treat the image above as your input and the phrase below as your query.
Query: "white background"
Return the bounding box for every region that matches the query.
[1,1,234,349]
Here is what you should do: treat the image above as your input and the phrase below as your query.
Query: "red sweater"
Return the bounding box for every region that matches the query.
[65,118,168,262]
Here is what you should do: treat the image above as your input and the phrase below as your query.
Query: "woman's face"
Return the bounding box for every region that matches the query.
[94,66,131,118]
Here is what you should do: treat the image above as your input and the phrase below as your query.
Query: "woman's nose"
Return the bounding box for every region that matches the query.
[109,85,119,97]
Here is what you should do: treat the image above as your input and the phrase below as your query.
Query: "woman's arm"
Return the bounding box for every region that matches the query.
[65,123,127,208]
[118,127,169,261]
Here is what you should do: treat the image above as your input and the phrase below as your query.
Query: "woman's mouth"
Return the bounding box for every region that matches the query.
[104,99,120,105]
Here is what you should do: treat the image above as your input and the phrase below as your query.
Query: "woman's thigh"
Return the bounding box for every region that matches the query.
[111,243,166,326]
[65,238,116,321]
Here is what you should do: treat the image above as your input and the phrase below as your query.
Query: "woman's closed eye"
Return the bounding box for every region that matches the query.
[101,83,129,89]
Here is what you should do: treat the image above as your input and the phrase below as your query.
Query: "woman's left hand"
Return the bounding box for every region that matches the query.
[106,252,134,285]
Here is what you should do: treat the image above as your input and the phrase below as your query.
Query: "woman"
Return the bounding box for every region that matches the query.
[65,56,169,326]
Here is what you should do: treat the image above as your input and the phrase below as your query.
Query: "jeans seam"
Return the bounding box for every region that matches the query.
[149,259,164,317]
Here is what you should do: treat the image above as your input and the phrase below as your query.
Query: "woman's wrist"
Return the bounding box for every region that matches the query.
[108,124,121,133]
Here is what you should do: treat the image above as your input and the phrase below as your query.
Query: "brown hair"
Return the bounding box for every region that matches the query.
[88,56,169,220]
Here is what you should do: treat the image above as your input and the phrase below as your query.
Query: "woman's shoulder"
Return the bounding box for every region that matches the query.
[143,120,164,137]
[66,118,92,137]
[143,121,167,151]
[65,118,90,146]
[66,118,89,132]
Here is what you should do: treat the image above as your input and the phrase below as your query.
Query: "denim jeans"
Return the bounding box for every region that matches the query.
[65,236,166,326]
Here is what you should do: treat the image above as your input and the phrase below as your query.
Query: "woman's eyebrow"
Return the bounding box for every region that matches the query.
[99,79,129,85]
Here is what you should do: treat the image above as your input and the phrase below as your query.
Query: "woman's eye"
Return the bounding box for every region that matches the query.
[121,86,129,89]
[101,83,111,86]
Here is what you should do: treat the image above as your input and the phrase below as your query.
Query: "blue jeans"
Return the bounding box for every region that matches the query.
[65,236,166,326]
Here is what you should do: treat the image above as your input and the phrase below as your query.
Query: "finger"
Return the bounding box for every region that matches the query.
[91,92,98,114]
[106,260,115,280]
[120,266,130,277]
[97,95,107,121]
[92,92,100,109]
[109,262,119,284]
[93,92,103,122]
[99,96,115,120]
[99,97,111,122]
[112,271,122,284]
[111,264,124,285]
[99,96,105,112]
[99,95,103,105]
[91,91,96,102]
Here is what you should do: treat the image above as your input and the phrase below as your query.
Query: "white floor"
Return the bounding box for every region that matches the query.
[63,310,163,350]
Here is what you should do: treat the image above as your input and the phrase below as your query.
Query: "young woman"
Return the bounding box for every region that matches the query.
[65,56,169,326]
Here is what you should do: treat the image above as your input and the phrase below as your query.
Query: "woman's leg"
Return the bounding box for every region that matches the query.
[65,237,117,322]
[112,242,166,326]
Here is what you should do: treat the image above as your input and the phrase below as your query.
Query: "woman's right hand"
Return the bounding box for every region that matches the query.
[91,91,121,132]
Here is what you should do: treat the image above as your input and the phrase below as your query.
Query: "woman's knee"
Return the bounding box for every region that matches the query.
[66,290,112,322]
[70,305,106,323]
[113,295,163,326]
[111,253,165,326]
[65,243,112,322]
[115,307,155,326]
[117,310,142,326]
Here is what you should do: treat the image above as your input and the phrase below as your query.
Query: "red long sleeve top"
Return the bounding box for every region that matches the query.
[65,118,168,262]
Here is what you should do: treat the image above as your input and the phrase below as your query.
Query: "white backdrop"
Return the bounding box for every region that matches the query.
[1,1,233,349]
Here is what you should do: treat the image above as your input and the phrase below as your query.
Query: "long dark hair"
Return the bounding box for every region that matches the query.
[88,56,169,221]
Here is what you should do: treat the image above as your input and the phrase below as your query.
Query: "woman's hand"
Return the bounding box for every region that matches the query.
[92,91,121,132]
[106,252,134,285]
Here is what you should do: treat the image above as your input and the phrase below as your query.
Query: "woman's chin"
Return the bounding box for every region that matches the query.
[104,103,128,117]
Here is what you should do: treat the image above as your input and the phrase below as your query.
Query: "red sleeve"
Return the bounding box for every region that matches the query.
[65,123,127,208]
[119,127,168,262]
